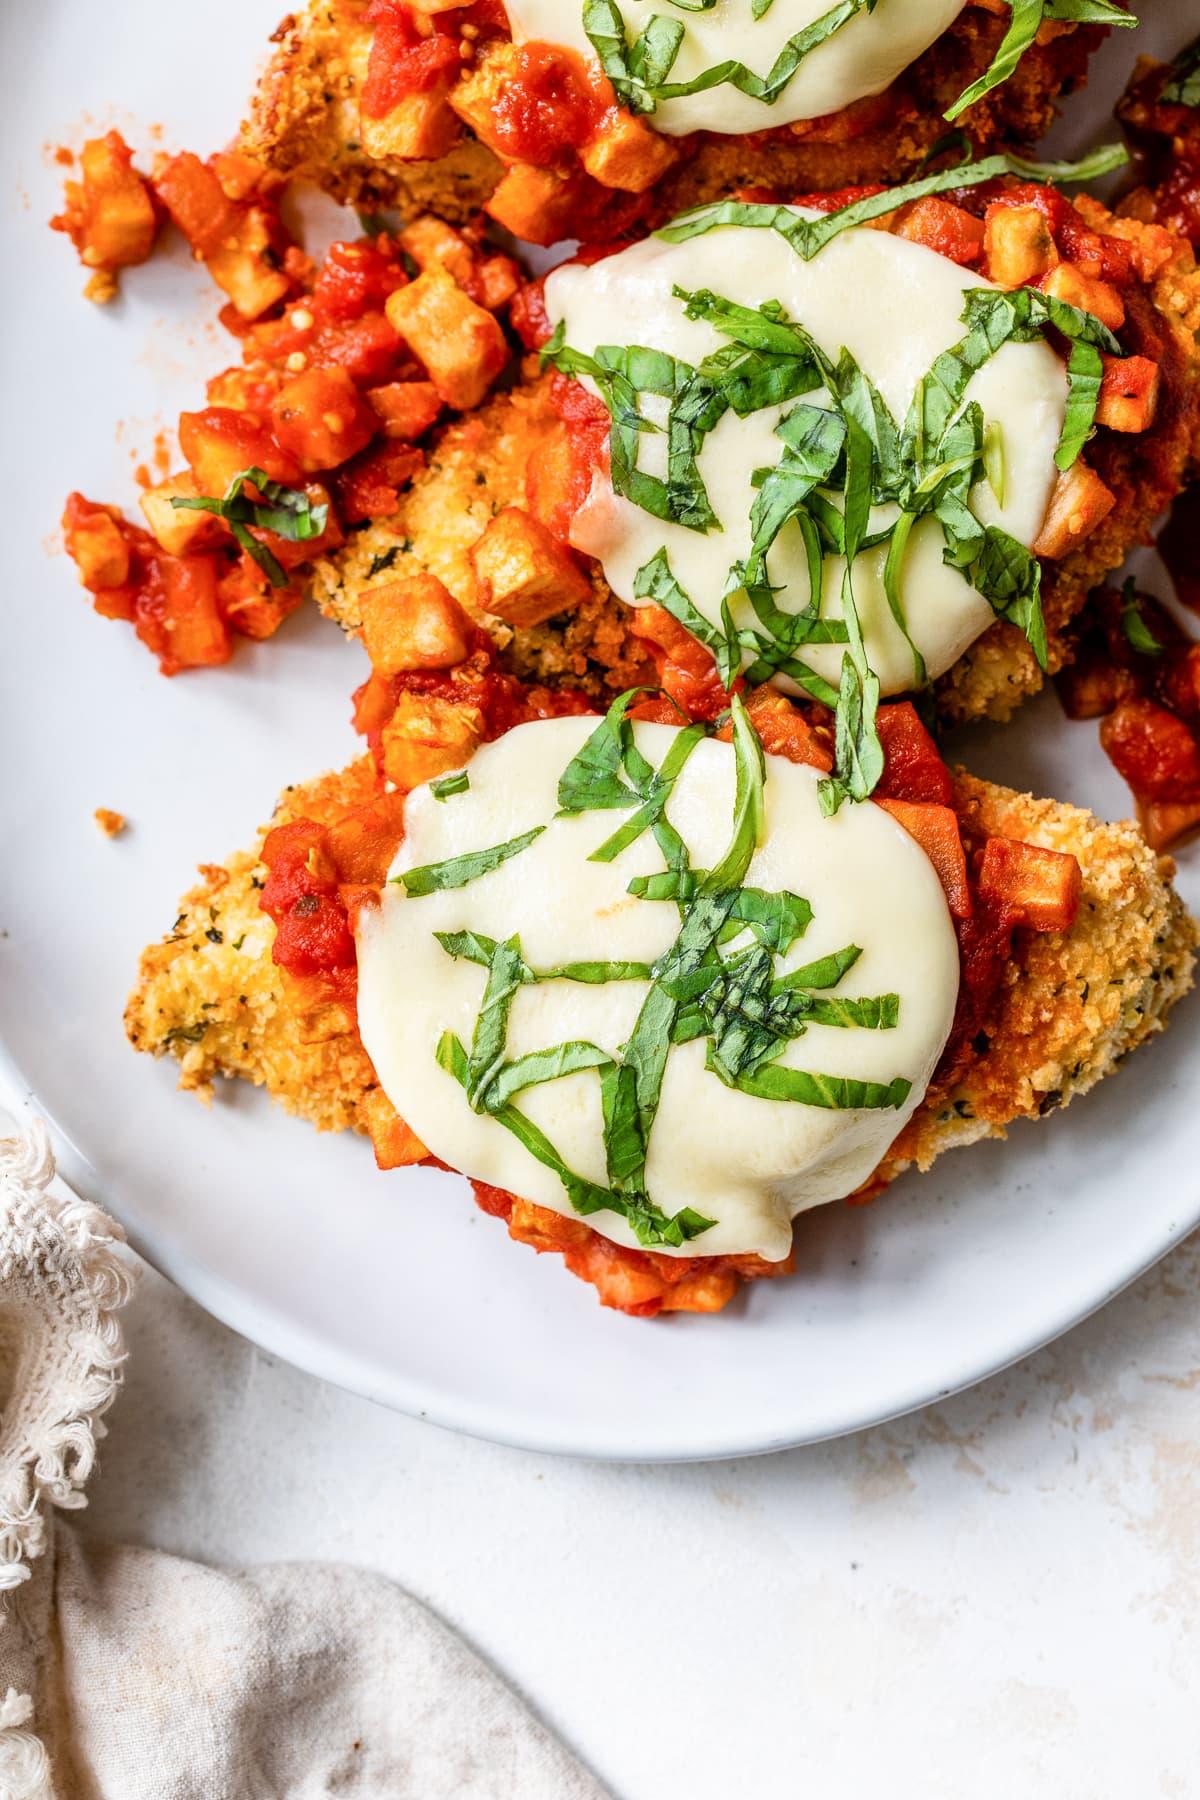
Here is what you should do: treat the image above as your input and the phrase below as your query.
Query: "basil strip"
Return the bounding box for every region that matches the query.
[806,994,900,1029]
[657,148,1129,261]
[465,937,524,1109]
[1055,339,1104,471]
[482,1041,614,1114]
[588,721,707,863]
[772,944,862,991]
[434,930,652,985]
[430,771,470,801]
[584,0,865,116]
[702,695,765,894]
[395,827,545,897]
[711,1060,912,1110]
[437,1032,715,1248]
[556,690,645,812]
[971,526,1047,670]
[171,465,328,589]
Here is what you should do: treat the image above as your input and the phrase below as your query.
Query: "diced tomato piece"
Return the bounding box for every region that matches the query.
[260,819,337,919]
[730,690,833,772]
[360,1086,427,1170]
[311,238,410,320]
[272,893,357,975]
[1055,651,1142,720]
[333,441,425,522]
[361,0,465,118]
[178,407,301,495]
[890,196,984,266]
[1100,698,1200,802]
[1139,798,1200,852]
[628,605,731,723]
[311,311,405,386]
[216,555,305,641]
[790,185,886,213]
[510,277,552,350]
[366,380,443,441]
[983,183,1133,285]
[352,670,401,740]
[876,799,972,920]
[483,43,604,164]
[269,366,376,472]
[62,492,132,589]
[323,793,408,886]
[152,151,238,258]
[1160,645,1200,721]
[526,375,609,543]
[874,702,954,806]
[977,837,1082,934]
[50,129,158,274]
[140,554,232,675]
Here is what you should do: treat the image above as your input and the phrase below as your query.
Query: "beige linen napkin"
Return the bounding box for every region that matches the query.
[0,1122,608,1800]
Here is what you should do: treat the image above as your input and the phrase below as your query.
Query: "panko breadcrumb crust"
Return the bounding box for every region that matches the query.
[241,0,1100,225]
[125,758,1197,1219]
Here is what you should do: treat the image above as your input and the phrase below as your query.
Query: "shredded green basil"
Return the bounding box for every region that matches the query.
[407,703,910,1246]
[393,826,545,897]
[171,466,327,589]
[581,0,1135,126]
[430,771,470,801]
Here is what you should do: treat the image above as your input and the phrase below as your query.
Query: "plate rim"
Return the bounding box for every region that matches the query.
[6,1058,1196,1463]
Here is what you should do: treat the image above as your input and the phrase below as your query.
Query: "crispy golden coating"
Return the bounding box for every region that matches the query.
[125,759,1196,1208]
[308,382,654,698]
[125,759,382,1132]
[876,771,1197,1185]
[241,1,1098,223]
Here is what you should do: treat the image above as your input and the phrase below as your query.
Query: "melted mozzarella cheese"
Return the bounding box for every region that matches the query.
[505,0,966,137]
[544,221,1067,696]
[356,717,960,1261]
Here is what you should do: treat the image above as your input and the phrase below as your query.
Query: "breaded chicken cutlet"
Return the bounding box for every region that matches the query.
[242,0,1109,243]
[126,735,1195,1314]
[305,187,1200,725]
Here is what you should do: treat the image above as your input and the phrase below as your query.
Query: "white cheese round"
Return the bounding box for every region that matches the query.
[543,220,1067,696]
[356,717,960,1261]
[504,0,967,137]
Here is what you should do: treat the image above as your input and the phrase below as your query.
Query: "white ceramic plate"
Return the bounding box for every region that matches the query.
[4,2,1198,1460]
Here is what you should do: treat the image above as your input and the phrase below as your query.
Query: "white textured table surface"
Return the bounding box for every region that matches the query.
[84,1239,1200,1800]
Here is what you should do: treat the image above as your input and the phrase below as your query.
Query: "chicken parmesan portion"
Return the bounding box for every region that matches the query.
[543,207,1070,713]
[357,711,959,1261]
[125,669,1196,1315]
[313,170,1200,760]
[241,0,1119,243]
